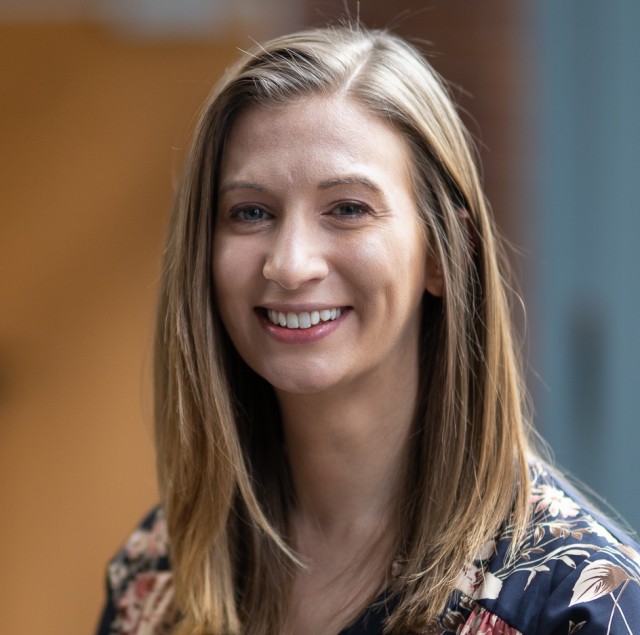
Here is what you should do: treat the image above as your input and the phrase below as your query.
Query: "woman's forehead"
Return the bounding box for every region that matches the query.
[219,94,415,194]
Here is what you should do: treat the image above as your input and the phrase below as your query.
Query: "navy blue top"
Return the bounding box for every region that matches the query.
[96,463,640,634]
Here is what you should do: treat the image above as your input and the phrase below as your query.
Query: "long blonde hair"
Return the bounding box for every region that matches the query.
[154,24,532,634]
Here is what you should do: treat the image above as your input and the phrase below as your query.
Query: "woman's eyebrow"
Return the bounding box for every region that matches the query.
[219,180,267,194]
[219,176,384,195]
[318,176,383,193]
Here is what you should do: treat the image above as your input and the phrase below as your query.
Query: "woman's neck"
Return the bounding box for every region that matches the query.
[276,367,418,538]
[276,370,418,635]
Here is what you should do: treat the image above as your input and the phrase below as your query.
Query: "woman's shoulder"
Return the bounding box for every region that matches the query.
[96,506,175,635]
[447,461,640,634]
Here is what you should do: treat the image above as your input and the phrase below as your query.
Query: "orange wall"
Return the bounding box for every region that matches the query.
[0,23,241,634]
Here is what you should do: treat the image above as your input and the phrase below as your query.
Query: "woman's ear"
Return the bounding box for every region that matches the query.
[425,251,444,297]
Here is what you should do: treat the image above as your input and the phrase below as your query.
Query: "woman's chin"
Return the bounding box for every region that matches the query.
[267,375,337,397]
[257,363,344,397]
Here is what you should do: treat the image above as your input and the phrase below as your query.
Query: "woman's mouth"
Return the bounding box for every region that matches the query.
[263,308,343,330]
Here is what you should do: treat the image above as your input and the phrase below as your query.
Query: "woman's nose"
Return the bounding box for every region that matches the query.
[263,219,329,290]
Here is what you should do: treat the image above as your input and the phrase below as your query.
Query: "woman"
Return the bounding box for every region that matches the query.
[97,25,640,635]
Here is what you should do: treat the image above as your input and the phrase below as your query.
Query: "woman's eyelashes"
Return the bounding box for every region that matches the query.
[328,201,372,219]
[223,199,376,227]
[231,205,271,223]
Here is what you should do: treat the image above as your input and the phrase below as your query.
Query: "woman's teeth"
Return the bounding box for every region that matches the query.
[266,308,342,329]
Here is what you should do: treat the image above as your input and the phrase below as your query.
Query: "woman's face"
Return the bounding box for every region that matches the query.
[213,94,442,396]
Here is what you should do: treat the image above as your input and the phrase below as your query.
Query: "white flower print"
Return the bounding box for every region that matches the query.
[531,485,580,518]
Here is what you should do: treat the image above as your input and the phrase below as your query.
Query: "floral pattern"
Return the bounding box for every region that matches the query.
[97,508,175,635]
[96,464,640,634]
[467,463,640,634]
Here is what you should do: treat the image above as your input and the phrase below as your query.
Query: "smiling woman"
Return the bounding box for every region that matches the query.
[96,24,640,635]
[213,95,437,396]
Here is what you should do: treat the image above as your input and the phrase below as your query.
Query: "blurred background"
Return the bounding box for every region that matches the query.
[1,1,639,633]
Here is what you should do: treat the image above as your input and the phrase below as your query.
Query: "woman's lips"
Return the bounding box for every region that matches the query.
[255,306,349,342]
[265,307,342,329]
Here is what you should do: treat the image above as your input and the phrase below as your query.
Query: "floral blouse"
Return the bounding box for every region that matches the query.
[96,463,640,634]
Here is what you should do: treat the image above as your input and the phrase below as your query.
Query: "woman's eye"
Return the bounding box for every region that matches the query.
[332,202,369,217]
[233,206,269,222]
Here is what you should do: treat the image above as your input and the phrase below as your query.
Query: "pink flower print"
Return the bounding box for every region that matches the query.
[115,572,173,635]
[460,606,522,635]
